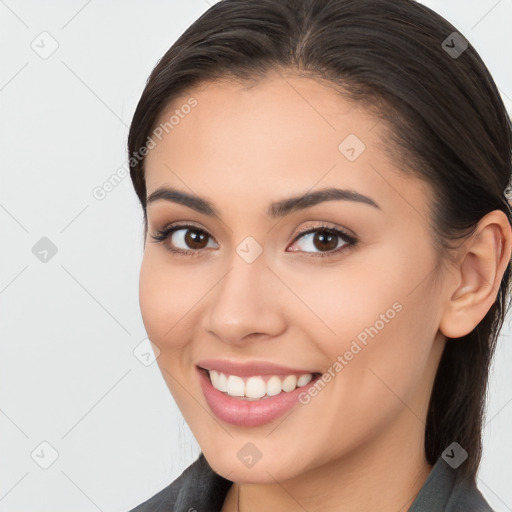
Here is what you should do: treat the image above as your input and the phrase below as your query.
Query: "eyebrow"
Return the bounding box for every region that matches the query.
[146,186,381,218]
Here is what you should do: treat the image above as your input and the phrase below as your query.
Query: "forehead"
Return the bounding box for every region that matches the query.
[147,75,377,179]
[143,73,431,222]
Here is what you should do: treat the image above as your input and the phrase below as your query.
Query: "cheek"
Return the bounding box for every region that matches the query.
[325,255,440,418]
[276,260,407,358]
[138,252,198,354]
[286,241,440,388]
[138,254,206,411]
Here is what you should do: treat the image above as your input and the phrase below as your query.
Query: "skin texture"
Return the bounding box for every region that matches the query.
[139,71,512,512]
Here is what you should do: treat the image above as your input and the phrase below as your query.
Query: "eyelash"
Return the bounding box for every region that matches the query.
[150,223,358,259]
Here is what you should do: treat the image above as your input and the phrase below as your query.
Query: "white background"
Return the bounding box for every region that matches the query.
[0,1,511,511]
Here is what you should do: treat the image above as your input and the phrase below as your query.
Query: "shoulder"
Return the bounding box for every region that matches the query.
[448,478,495,512]
[409,456,495,512]
[127,453,233,512]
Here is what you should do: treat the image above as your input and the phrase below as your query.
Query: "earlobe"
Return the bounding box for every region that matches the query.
[439,210,512,339]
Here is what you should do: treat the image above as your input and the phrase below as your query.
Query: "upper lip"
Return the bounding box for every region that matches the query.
[197,358,318,377]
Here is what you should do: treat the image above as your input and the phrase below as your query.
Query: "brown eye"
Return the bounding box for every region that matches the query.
[183,229,209,249]
[288,226,357,257]
[311,231,339,251]
[150,224,218,254]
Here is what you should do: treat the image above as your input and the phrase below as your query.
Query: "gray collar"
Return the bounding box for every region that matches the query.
[129,452,494,511]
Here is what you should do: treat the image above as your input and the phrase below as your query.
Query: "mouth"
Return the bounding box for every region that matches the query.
[196,362,323,428]
[198,366,322,401]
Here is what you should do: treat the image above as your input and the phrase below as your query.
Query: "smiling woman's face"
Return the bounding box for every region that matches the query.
[140,72,451,484]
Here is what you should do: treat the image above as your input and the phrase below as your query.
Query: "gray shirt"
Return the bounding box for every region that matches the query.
[128,453,494,511]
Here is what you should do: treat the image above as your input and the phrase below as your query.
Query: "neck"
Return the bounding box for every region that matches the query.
[223,411,433,512]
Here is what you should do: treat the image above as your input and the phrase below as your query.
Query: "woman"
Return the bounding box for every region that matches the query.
[126,0,512,510]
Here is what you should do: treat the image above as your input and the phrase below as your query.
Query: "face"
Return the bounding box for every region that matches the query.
[139,71,449,483]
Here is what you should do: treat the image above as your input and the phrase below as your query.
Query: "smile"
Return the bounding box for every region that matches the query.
[196,360,322,427]
[207,370,314,400]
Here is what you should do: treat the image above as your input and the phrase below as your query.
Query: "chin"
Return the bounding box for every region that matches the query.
[201,443,307,484]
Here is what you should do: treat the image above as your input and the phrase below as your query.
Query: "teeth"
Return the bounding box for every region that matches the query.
[246,376,267,398]
[227,375,245,396]
[217,371,228,392]
[282,375,297,392]
[266,375,282,397]
[207,370,314,399]
[297,374,313,387]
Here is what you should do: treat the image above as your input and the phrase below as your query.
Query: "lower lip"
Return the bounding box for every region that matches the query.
[197,367,320,428]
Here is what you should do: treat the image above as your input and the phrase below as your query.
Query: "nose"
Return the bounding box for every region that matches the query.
[200,251,287,347]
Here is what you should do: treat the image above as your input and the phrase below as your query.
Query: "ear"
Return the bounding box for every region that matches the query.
[439,210,512,339]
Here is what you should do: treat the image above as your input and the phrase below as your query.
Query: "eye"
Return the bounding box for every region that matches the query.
[287,225,357,258]
[150,222,358,258]
[150,223,218,256]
